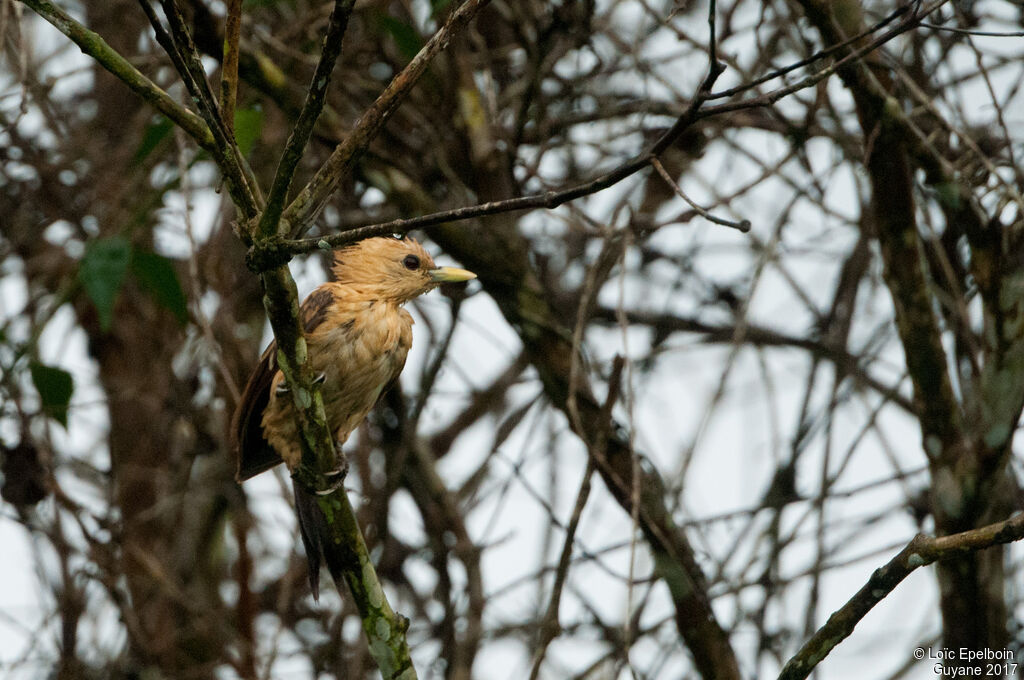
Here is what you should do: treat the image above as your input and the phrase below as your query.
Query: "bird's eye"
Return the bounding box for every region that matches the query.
[403,254,421,270]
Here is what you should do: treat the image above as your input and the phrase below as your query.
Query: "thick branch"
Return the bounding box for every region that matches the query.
[258,266,417,679]
[796,0,962,459]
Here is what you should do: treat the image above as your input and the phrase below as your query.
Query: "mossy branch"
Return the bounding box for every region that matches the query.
[20,1,420,677]
[258,265,417,679]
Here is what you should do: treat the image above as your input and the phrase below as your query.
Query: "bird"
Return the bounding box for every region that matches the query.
[230,235,475,599]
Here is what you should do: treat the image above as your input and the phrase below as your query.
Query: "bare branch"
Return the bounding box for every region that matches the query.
[280,0,494,238]
[257,0,355,239]
[220,0,242,135]
[18,0,215,149]
[779,513,1024,680]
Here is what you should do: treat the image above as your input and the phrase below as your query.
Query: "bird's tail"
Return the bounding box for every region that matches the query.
[293,479,346,601]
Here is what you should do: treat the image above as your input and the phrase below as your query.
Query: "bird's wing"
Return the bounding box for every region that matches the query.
[231,340,279,481]
[231,286,337,481]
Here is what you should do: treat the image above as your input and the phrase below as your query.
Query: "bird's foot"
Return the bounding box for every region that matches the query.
[276,373,324,397]
[314,441,349,496]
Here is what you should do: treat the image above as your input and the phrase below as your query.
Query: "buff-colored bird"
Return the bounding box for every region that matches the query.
[231,236,475,598]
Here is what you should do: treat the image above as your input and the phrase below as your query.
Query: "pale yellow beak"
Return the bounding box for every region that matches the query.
[429,266,476,283]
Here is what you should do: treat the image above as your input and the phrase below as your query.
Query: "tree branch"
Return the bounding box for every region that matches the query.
[141,0,262,217]
[778,512,1024,680]
[220,0,242,135]
[258,266,418,679]
[280,0,493,239]
[274,0,940,262]
[19,0,215,151]
[795,0,962,460]
[257,0,355,239]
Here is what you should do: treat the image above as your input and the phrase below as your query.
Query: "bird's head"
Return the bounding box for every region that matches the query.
[331,236,476,303]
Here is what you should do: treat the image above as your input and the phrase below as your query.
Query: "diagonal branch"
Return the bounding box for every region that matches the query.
[272,0,940,263]
[257,0,355,239]
[795,0,963,459]
[139,0,262,217]
[258,265,418,679]
[280,0,492,239]
[18,0,214,151]
[778,512,1024,680]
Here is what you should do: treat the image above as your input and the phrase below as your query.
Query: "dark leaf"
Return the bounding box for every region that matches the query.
[133,116,174,165]
[234,107,264,157]
[79,236,131,331]
[131,251,189,326]
[430,0,453,14]
[377,15,424,61]
[29,362,74,428]
[1,441,49,507]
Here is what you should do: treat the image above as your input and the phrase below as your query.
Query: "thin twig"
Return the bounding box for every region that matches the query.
[156,0,227,139]
[706,1,916,101]
[529,356,624,680]
[919,22,1024,37]
[137,0,262,217]
[650,158,751,232]
[277,0,939,261]
[527,461,595,680]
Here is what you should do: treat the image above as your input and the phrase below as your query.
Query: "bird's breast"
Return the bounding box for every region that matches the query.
[306,301,413,439]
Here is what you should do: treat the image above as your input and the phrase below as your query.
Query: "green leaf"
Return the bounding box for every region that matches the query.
[133,116,174,165]
[234,107,264,157]
[377,15,424,61]
[79,236,131,331]
[131,251,189,326]
[935,181,962,211]
[29,362,74,427]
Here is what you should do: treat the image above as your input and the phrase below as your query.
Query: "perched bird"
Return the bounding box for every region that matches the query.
[231,236,475,598]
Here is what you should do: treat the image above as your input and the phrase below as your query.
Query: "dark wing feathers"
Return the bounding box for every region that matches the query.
[301,287,334,334]
[232,341,280,481]
[231,286,336,481]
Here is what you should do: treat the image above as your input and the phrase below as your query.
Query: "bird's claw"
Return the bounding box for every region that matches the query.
[314,467,347,495]
[276,374,324,397]
[314,442,349,495]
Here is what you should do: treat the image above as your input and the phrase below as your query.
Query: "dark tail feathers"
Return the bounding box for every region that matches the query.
[293,479,346,601]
